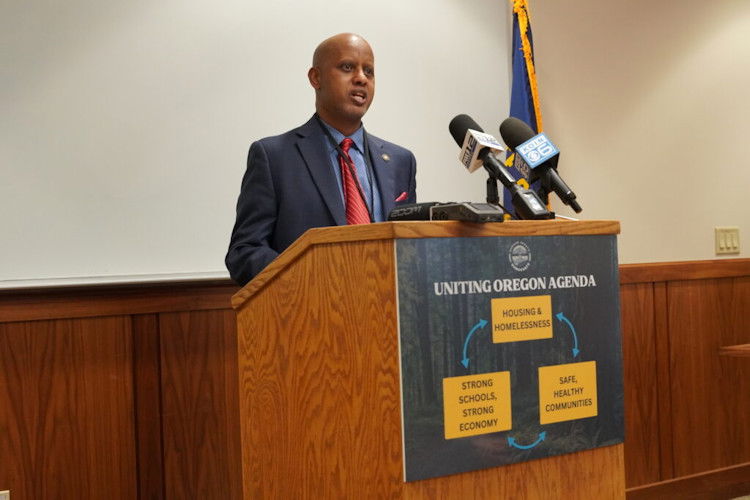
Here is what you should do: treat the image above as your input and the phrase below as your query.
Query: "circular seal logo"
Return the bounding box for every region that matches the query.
[509,241,531,272]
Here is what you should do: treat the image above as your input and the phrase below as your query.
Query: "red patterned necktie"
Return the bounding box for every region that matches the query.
[338,138,370,225]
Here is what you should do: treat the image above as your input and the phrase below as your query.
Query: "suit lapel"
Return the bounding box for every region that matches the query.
[367,133,396,218]
[295,117,347,225]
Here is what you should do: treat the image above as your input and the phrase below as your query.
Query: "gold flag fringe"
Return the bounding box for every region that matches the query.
[512,0,544,132]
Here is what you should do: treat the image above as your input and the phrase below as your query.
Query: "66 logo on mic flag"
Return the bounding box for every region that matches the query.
[516,133,559,168]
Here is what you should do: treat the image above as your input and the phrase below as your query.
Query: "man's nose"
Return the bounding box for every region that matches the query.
[352,67,368,84]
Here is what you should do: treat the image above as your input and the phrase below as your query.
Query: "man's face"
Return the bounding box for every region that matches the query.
[309,36,375,132]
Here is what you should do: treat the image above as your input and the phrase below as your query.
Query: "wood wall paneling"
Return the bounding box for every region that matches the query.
[0,316,137,500]
[1,259,749,498]
[652,282,674,482]
[667,277,750,477]
[620,283,662,487]
[159,309,242,500]
[132,314,165,499]
[0,283,241,499]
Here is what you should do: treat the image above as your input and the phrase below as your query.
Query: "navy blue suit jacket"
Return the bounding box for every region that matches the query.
[226,116,417,286]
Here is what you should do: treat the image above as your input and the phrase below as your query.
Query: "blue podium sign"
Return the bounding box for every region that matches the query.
[395,234,624,482]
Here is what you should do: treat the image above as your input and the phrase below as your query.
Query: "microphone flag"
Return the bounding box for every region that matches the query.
[459,129,505,173]
[505,0,545,211]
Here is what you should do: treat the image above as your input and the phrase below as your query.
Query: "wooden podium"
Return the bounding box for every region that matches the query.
[232,221,625,498]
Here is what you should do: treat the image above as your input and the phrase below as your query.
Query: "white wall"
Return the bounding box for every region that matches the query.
[0,0,509,285]
[532,0,750,263]
[4,0,747,286]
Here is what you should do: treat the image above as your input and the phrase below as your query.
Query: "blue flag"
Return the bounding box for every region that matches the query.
[505,0,544,213]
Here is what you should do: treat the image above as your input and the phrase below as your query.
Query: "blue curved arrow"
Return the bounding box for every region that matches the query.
[460,319,489,368]
[508,431,546,450]
[556,312,580,357]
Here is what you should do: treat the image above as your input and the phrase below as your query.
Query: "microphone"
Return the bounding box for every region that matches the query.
[452,121,505,174]
[449,114,551,220]
[499,117,582,213]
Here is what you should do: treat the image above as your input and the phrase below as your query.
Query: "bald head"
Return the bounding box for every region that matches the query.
[308,33,376,136]
[312,33,372,68]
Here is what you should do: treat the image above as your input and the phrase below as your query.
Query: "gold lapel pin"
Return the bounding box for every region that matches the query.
[381,153,391,162]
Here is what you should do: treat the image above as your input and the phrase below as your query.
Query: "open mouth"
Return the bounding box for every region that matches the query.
[351,90,368,105]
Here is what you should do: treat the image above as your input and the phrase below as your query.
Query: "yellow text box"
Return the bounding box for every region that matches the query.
[538,361,598,424]
[491,295,552,343]
[443,372,511,439]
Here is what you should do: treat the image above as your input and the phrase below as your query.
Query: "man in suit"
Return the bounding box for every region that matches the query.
[226,33,417,286]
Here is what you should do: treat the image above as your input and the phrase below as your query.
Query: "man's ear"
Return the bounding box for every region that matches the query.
[308,67,320,89]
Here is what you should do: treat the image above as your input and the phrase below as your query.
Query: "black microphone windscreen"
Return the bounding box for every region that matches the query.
[449,114,484,147]
[499,116,536,151]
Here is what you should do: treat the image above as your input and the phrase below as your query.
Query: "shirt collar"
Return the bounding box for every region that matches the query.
[319,118,365,154]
